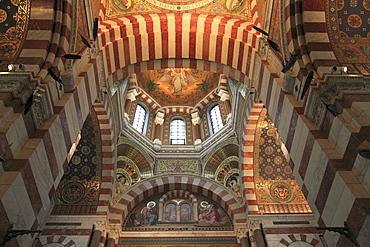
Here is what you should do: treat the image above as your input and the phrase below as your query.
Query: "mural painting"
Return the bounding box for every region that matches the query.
[105,0,251,21]
[124,191,233,230]
[136,69,220,107]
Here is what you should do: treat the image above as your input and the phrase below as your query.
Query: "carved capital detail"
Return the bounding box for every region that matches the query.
[305,75,370,128]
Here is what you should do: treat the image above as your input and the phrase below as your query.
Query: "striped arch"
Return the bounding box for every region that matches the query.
[242,103,264,215]
[93,101,117,216]
[159,190,197,203]
[98,13,261,82]
[282,0,338,79]
[278,234,320,246]
[110,174,247,225]
[40,235,76,247]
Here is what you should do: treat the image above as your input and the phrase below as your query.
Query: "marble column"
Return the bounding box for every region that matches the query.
[218,89,232,114]
[124,89,139,119]
[106,238,115,247]
[240,237,251,247]
[253,229,267,247]
[89,230,102,247]
[191,111,202,141]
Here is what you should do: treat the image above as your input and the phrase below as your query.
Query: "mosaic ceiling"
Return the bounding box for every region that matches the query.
[254,109,311,214]
[326,0,370,74]
[136,69,221,107]
[105,0,252,21]
[53,110,102,215]
[0,0,30,68]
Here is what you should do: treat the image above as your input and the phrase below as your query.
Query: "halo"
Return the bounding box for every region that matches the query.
[200,201,209,209]
[147,201,156,208]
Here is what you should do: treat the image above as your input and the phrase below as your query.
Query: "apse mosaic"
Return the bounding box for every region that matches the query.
[136,69,220,107]
[52,110,102,215]
[156,159,200,174]
[0,0,30,67]
[106,0,251,21]
[254,109,311,214]
[326,0,370,73]
[123,191,233,230]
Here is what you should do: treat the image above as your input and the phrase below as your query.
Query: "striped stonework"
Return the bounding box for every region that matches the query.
[278,234,320,246]
[282,0,338,79]
[113,175,247,225]
[39,235,77,247]
[94,101,117,217]
[242,103,264,215]
[98,14,259,83]
[256,61,370,246]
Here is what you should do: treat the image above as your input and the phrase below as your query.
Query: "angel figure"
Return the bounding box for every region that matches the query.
[112,174,129,205]
[159,68,197,96]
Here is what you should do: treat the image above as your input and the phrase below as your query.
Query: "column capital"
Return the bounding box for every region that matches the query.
[218,89,230,101]
[127,89,139,101]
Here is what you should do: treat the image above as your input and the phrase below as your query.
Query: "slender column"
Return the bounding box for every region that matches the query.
[191,111,202,141]
[124,89,139,118]
[154,111,165,141]
[106,238,115,247]
[253,229,267,247]
[89,230,102,247]
[240,237,251,247]
[218,89,232,114]
[176,204,181,222]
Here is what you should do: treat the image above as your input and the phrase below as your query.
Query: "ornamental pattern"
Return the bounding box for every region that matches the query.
[0,0,30,65]
[53,110,102,214]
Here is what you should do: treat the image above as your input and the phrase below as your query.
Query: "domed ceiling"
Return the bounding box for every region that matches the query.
[135,69,221,107]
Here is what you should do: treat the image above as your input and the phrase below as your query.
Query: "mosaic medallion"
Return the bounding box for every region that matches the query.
[53,109,102,215]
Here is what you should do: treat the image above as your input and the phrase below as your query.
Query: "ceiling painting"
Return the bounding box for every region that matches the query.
[105,0,251,21]
[254,109,312,214]
[136,69,220,107]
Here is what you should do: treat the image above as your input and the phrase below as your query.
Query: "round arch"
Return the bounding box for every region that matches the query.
[109,174,247,225]
[98,13,261,83]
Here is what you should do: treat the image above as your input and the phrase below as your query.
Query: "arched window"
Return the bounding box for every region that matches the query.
[170,118,186,144]
[132,103,148,134]
[208,103,224,135]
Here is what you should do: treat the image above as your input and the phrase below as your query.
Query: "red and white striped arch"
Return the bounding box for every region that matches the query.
[283,0,338,79]
[110,174,247,225]
[98,13,261,84]
[93,101,117,217]
[242,103,264,215]
[159,190,197,203]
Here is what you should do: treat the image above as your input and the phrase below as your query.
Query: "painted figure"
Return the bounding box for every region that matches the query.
[159,68,197,96]
[141,201,158,226]
[199,202,221,222]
